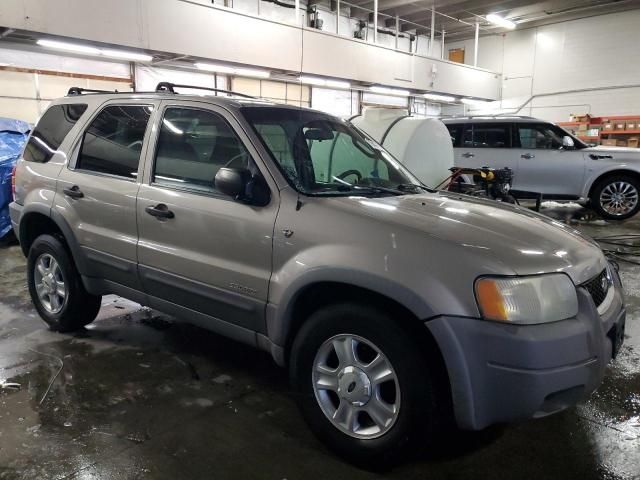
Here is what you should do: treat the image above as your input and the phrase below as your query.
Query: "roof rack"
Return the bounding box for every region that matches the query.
[155,82,256,99]
[67,87,120,96]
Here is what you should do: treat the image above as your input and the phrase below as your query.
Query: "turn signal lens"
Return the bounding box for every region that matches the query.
[475,274,578,324]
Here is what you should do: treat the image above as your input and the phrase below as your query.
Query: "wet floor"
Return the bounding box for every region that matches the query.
[0,206,639,480]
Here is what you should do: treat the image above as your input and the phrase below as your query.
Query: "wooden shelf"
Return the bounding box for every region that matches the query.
[601,130,640,135]
[578,135,600,140]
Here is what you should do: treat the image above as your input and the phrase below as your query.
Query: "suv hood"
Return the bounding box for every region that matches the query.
[586,145,640,156]
[329,192,606,285]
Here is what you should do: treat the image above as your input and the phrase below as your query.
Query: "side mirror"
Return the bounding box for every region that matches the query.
[214,167,270,206]
[215,167,250,199]
[562,136,575,149]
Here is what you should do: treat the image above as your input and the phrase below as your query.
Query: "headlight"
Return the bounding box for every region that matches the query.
[474,273,578,324]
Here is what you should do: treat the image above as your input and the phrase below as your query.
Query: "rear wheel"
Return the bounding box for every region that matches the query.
[290,303,443,469]
[27,234,101,332]
[591,174,640,220]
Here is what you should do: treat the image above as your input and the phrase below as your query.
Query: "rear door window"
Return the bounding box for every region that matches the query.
[445,124,463,147]
[23,104,88,163]
[463,123,511,148]
[76,105,153,179]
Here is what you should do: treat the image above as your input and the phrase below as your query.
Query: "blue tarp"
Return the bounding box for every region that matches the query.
[0,118,31,239]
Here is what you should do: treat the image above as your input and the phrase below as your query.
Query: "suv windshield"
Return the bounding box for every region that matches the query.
[242,106,423,196]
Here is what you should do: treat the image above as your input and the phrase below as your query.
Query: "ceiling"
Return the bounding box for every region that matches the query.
[346,0,640,39]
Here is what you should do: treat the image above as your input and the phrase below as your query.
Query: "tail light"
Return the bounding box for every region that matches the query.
[11,163,17,200]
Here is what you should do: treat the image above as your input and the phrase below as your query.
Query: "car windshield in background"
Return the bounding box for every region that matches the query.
[241,106,423,196]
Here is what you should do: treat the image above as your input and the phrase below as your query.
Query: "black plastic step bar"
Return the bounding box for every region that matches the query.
[155,82,256,99]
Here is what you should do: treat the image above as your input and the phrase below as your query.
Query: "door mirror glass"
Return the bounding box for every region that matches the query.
[562,136,575,149]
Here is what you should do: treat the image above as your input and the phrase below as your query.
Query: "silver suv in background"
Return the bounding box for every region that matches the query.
[10,86,626,467]
[443,116,640,220]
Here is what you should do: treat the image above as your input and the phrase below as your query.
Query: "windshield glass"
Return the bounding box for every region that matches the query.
[241,106,423,196]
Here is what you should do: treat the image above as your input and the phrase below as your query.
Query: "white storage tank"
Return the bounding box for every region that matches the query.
[350,108,453,188]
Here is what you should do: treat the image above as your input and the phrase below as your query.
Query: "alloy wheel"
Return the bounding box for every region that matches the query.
[33,253,67,314]
[600,181,639,216]
[312,334,401,439]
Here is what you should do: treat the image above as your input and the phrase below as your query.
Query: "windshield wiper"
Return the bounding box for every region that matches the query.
[397,183,435,193]
[351,185,405,196]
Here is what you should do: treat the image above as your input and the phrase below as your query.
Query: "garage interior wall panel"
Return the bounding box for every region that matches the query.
[446,9,640,121]
[0,0,499,100]
[311,87,358,118]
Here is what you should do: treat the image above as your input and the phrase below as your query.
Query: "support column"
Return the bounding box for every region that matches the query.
[474,22,479,66]
[373,0,378,43]
[294,0,299,25]
[429,5,435,56]
[441,29,445,59]
[395,15,400,49]
[336,0,340,35]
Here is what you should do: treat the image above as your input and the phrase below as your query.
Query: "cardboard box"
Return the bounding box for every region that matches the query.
[614,122,626,131]
[601,139,618,146]
[626,121,638,131]
[602,122,614,131]
[628,137,639,148]
[571,114,592,123]
[578,123,589,132]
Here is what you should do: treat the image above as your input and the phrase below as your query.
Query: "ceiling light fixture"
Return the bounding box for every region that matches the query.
[370,86,411,97]
[37,39,101,55]
[102,49,153,62]
[299,76,351,89]
[461,98,490,105]
[424,93,455,102]
[194,63,236,74]
[233,67,270,79]
[37,39,153,62]
[195,63,270,78]
[486,14,516,30]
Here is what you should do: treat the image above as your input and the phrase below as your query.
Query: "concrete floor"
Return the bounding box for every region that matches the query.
[0,206,639,480]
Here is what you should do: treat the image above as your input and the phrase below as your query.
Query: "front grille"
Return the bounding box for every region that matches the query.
[583,269,609,307]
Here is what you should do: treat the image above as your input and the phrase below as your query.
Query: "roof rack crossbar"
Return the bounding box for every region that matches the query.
[67,87,119,96]
[155,82,256,99]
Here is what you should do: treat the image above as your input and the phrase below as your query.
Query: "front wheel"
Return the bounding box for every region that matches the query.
[591,175,640,220]
[290,303,443,468]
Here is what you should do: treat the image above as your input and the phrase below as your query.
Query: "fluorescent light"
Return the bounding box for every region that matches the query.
[195,63,236,74]
[102,49,153,62]
[325,79,351,89]
[37,39,101,55]
[234,67,270,78]
[424,93,455,102]
[486,14,516,29]
[298,76,351,89]
[298,75,327,86]
[370,86,410,96]
[461,98,490,106]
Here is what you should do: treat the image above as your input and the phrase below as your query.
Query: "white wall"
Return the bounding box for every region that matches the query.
[446,9,640,121]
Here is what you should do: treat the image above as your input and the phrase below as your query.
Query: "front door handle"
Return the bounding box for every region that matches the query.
[589,154,613,160]
[145,204,175,220]
[521,153,535,159]
[63,185,84,199]
[462,152,475,158]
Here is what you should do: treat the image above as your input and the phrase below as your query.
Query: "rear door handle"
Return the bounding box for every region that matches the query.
[462,152,475,158]
[63,185,84,199]
[521,153,535,159]
[145,204,174,220]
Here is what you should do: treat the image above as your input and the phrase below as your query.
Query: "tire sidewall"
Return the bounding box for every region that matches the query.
[290,303,436,467]
[592,175,640,220]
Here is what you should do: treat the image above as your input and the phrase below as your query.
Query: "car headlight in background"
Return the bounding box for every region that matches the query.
[475,273,578,324]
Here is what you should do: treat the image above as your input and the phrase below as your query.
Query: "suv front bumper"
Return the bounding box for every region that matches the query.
[426,271,625,431]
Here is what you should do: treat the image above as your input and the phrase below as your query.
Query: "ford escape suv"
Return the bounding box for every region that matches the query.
[443,116,640,220]
[10,84,626,467]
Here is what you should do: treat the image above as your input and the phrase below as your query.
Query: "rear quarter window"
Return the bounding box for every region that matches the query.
[445,124,464,147]
[23,104,88,163]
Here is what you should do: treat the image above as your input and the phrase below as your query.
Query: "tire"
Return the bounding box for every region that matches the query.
[290,303,443,469]
[27,234,101,332]
[591,174,640,220]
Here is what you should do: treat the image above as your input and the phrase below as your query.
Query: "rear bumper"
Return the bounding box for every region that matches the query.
[9,201,22,240]
[427,271,625,430]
